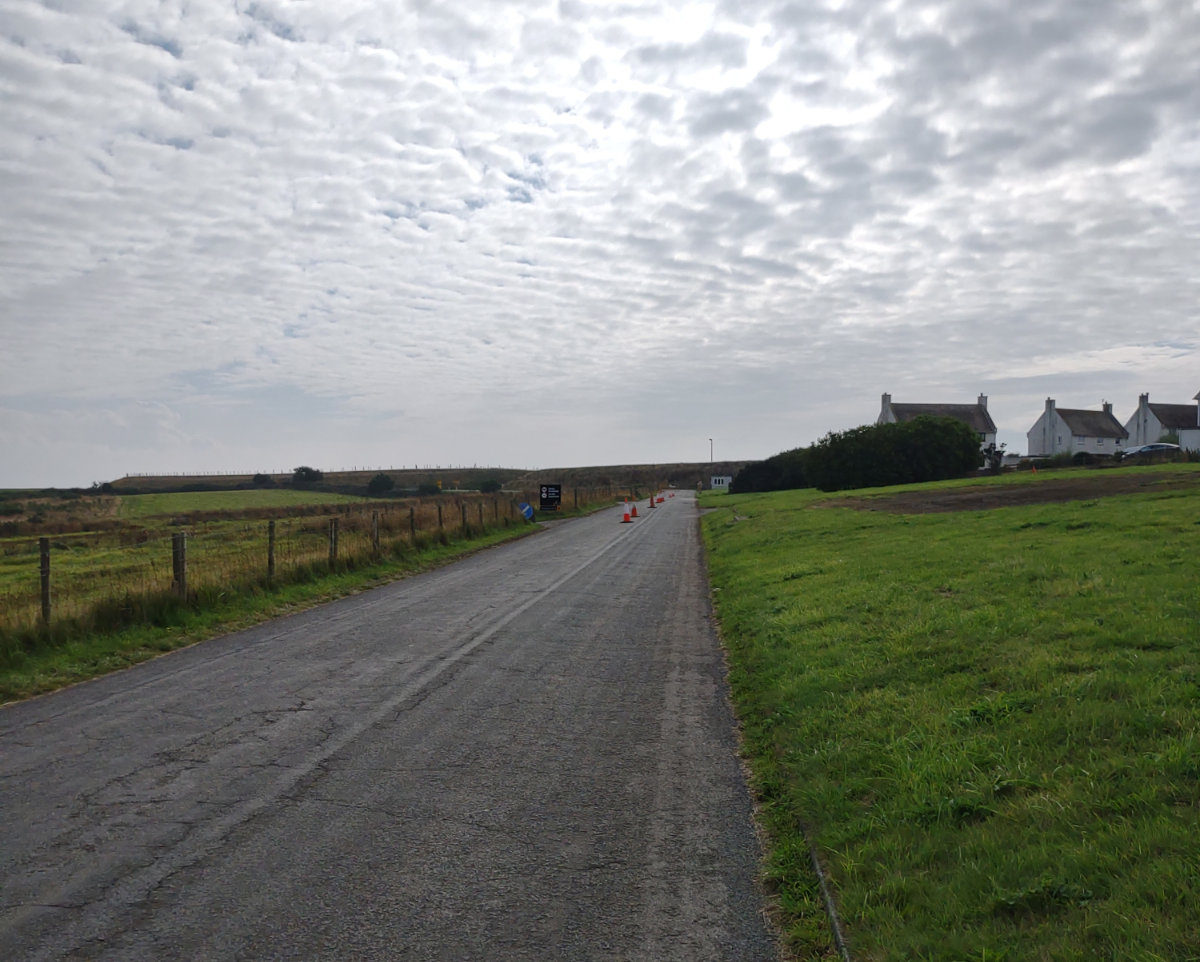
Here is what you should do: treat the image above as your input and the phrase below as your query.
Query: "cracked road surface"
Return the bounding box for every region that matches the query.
[0,493,779,961]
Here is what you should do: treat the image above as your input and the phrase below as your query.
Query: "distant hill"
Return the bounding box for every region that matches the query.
[109,468,526,496]
[109,461,753,495]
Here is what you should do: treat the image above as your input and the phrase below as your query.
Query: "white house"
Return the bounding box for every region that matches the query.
[1123,392,1200,452]
[878,393,997,449]
[1026,399,1128,457]
[710,475,733,490]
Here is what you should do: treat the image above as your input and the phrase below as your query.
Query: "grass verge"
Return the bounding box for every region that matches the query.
[701,478,1200,961]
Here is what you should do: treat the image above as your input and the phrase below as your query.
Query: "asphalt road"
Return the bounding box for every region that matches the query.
[0,492,779,961]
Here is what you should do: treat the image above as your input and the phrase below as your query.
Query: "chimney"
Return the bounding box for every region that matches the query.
[977,394,988,410]
[1102,400,1112,416]
[1046,397,1055,413]
[1140,393,1149,406]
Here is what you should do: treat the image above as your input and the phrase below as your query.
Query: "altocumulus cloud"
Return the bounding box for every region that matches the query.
[0,0,1197,486]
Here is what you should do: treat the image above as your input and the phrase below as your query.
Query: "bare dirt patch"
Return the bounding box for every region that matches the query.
[819,469,1200,514]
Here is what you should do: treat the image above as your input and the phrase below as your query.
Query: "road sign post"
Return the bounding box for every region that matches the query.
[539,484,562,512]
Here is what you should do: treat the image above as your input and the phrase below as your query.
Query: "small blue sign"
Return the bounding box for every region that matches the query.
[518,501,534,521]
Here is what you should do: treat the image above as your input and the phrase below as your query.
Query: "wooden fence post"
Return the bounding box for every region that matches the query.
[478,503,484,529]
[461,502,469,536]
[409,506,416,540]
[437,503,443,530]
[267,520,276,582]
[372,511,380,554]
[328,518,339,569]
[171,532,188,598]
[39,537,50,626]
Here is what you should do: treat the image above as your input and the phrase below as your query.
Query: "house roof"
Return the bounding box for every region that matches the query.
[1149,402,1199,430]
[889,403,997,435]
[1057,408,1128,439]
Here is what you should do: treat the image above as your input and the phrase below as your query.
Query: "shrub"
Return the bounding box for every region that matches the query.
[292,466,323,484]
[252,473,274,486]
[805,416,982,492]
[367,473,395,496]
[479,479,503,493]
[730,448,810,493]
[416,481,441,496]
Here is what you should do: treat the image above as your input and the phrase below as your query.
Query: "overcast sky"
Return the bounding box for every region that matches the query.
[2,0,1198,488]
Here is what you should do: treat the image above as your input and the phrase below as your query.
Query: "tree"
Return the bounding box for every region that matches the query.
[292,466,323,484]
[252,473,274,486]
[367,473,395,495]
[479,478,503,493]
[416,481,441,496]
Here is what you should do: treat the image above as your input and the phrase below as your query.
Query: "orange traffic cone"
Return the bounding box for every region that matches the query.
[621,506,632,523]
[630,503,639,518]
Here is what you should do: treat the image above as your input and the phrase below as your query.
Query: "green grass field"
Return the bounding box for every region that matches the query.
[701,467,1200,961]
[116,489,371,519]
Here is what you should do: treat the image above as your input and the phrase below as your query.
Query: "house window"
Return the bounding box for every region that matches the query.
[1098,438,1104,446]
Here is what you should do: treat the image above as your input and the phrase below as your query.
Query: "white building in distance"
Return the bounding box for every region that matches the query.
[1026,399,1128,457]
[1123,392,1200,451]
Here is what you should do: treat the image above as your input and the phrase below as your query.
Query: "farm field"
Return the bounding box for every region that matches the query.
[116,488,371,519]
[701,465,1200,961]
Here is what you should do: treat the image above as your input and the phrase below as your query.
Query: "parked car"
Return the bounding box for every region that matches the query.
[1119,443,1181,461]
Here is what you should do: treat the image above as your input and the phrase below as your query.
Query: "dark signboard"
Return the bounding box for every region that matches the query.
[539,484,562,511]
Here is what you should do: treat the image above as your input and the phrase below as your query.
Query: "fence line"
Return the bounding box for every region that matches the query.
[1,487,625,636]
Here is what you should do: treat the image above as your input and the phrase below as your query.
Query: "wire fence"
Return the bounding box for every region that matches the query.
[0,488,623,638]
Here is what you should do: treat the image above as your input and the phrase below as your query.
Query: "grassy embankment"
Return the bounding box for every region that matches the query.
[701,466,1200,961]
[1,486,622,703]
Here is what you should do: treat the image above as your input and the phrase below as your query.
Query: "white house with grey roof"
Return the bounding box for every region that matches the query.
[1026,399,1128,457]
[878,393,997,449]
[1123,392,1200,452]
